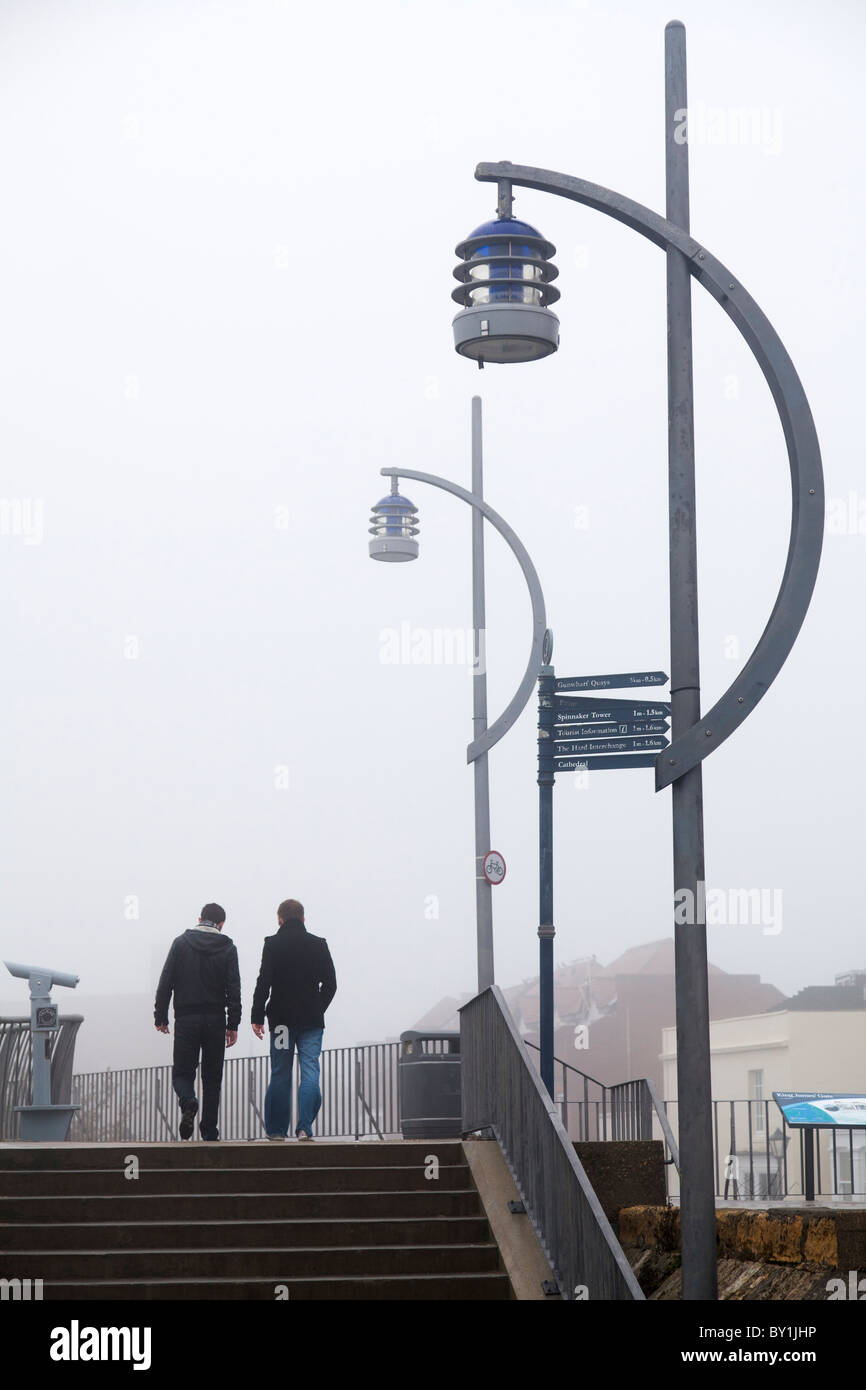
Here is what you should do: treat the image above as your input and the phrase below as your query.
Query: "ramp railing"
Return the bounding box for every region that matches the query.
[460,986,644,1301]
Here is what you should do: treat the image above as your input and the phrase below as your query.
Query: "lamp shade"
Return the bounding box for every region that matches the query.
[452,216,560,364]
[369,489,419,562]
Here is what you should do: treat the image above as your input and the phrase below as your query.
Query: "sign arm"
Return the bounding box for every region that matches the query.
[474,161,824,791]
[379,466,547,762]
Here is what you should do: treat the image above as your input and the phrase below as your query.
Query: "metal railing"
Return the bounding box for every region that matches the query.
[0,1016,83,1140]
[21,1017,860,1205]
[609,1078,653,1143]
[524,1042,609,1138]
[69,1042,401,1143]
[660,1099,866,1202]
[506,1045,865,1202]
[523,1042,679,1168]
[646,1077,680,1173]
[461,986,644,1300]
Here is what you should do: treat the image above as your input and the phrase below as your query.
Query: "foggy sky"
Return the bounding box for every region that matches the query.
[0,0,863,1061]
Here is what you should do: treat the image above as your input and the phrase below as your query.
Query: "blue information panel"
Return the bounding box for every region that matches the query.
[773,1092,866,1127]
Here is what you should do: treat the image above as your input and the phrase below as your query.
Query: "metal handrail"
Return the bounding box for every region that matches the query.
[520,1065,862,1199]
[524,1039,612,1139]
[523,1040,607,1089]
[69,1041,401,1142]
[645,1076,680,1172]
[524,1042,666,1146]
[355,1058,382,1140]
[461,986,644,1300]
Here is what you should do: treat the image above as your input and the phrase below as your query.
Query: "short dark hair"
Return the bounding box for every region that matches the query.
[201,902,226,925]
[278,899,304,923]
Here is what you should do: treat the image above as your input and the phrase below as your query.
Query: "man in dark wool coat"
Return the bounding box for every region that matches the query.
[251,898,337,1140]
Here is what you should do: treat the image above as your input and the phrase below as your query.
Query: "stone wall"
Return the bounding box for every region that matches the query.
[619,1204,866,1300]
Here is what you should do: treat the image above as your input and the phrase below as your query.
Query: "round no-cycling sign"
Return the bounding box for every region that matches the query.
[482,850,507,886]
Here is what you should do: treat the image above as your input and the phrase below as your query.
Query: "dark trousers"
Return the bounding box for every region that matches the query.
[172,1013,226,1140]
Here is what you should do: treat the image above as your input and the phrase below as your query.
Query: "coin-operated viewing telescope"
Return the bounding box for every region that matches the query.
[4,960,80,1140]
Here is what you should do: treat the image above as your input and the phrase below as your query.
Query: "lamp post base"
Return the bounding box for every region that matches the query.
[15,1104,79,1141]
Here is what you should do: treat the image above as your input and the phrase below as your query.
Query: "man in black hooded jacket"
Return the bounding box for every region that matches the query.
[154,902,241,1141]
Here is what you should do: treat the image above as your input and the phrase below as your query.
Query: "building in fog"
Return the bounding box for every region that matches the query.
[662,969,866,1197]
[414,937,784,1092]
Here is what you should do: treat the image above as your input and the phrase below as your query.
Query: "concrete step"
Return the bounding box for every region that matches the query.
[0,1141,461,1171]
[0,1214,491,1251]
[0,1137,513,1299]
[39,1272,512,1300]
[1,1188,482,1223]
[7,1242,503,1281]
[0,1163,471,1196]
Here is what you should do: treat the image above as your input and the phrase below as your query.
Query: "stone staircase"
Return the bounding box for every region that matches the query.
[0,1139,512,1299]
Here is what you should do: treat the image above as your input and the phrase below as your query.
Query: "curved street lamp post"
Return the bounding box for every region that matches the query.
[451,22,824,1302]
[369,396,547,995]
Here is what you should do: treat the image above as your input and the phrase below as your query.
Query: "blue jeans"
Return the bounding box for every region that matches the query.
[264,1026,324,1137]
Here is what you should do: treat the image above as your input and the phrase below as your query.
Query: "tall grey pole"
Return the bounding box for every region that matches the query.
[471,396,495,992]
[380,453,548,997]
[470,29,823,1291]
[537,661,555,1097]
[664,20,717,1300]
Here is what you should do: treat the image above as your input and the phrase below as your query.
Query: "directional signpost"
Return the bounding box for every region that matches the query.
[554,736,668,757]
[553,753,659,772]
[554,671,668,693]
[540,683,670,772]
[546,720,669,740]
[536,648,670,1098]
[543,698,671,719]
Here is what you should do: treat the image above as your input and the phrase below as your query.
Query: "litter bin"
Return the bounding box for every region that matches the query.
[398,1030,461,1138]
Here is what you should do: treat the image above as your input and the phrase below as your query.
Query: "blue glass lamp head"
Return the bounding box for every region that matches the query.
[369,488,419,562]
[452,215,560,364]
